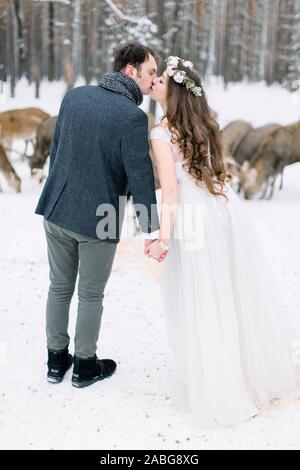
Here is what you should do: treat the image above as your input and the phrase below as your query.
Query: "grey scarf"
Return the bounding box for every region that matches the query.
[98,72,143,106]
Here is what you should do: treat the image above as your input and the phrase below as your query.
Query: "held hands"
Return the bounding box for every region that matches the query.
[144,239,169,263]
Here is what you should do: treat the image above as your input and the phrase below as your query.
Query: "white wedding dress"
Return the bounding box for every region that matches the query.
[149,125,300,428]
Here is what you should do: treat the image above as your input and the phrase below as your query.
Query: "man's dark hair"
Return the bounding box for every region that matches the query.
[114,42,156,72]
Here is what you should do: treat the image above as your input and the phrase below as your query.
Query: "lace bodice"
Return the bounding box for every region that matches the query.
[149,125,194,182]
[149,126,184,162]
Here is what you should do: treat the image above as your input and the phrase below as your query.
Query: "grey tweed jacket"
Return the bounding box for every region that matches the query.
[35,85,160,242]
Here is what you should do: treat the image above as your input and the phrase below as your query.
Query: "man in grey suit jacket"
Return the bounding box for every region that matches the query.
[35,42,165,388]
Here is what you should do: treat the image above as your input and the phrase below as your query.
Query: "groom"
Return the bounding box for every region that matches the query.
[35,42,165,388]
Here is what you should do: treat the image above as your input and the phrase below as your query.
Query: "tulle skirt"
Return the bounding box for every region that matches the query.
[159,176,300,428]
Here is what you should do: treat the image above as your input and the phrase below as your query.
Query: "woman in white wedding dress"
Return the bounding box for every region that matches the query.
[145,56,300,428]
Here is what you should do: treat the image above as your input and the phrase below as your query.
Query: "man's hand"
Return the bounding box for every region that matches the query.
[144,239,155,254]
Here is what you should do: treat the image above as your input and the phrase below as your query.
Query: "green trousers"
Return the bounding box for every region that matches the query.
[43,219,117,358]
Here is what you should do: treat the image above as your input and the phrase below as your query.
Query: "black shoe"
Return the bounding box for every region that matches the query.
[72,354,117,388]
[47,346,73,384]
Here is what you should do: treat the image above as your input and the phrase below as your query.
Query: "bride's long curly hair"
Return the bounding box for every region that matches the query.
[164,63,231,199]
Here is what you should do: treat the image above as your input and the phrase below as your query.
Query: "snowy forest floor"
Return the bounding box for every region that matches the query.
[0,78,300,450]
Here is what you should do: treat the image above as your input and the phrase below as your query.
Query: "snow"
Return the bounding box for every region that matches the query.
[0,78,300,450]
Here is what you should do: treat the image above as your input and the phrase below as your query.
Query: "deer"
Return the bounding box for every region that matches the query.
[0,144,21,193]
[233,124,280,165]
[235,124,281,193]
[30,116,58,180]
[241,121,300,199]
[222,122,282,194]
[222,120,253,158]
[0,107,50,158]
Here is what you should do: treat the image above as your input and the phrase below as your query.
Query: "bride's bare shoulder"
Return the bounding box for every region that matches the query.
[160,117,169,128]
[149,121,171,145]
[151,118,168,130]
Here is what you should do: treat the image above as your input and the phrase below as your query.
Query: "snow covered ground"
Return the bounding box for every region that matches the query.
[0,78,300,450]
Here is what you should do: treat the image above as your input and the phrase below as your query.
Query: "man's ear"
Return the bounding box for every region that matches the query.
[124,64,134,78]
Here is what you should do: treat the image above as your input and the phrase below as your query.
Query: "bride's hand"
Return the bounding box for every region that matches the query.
[148,240,168,263]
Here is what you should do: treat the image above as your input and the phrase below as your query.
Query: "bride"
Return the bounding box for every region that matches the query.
[145,56,300,428]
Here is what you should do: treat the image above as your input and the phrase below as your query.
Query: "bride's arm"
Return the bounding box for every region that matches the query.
[150,138,179,244]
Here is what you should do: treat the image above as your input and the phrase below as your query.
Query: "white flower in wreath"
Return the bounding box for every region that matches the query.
[166,66,175,77]
[183,60,193,69]
[167,56,180,67]
[173,71,186,84]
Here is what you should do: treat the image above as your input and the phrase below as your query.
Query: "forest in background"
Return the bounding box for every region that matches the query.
[0,0,299,98]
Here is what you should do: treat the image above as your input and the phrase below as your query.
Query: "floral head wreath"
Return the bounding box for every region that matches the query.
[165,56,203,97]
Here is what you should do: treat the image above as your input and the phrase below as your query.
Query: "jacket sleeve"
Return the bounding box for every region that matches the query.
[121,110,160,234]
[49,91,70,174]
[49,117,61,174]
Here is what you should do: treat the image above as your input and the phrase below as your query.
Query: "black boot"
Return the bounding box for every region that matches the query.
[72,354,117,388]
[47,346,73,384]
